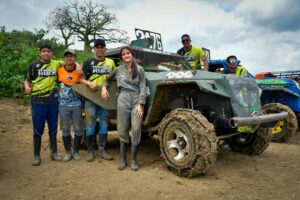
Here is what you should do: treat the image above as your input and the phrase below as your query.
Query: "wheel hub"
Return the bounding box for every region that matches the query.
[177,136,187,149]
[167,129,189,161]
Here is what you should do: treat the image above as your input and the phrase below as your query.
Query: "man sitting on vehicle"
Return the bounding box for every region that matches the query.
[177,34,208,71]
[223,55,248,76]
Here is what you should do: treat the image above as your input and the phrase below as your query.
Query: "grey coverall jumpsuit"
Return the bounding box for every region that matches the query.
[104,64,146,146]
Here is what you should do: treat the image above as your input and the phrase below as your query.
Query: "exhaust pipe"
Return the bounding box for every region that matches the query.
[229,112,288,128]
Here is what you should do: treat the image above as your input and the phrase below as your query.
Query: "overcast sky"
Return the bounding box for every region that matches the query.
[0,0,299,74]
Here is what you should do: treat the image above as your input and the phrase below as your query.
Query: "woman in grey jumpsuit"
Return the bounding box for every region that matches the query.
[101,46,146,171]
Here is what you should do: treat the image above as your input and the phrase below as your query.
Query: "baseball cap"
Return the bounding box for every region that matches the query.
[94,39,106,47]
[64,49,76,57]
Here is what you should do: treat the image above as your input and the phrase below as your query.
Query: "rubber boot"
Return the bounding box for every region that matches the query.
[118,142,127,170]
[32,135,41,166]
[98,134,113,160]
[73,135,82,161]
[62,135,72,162]
[86,136,95,162]
[131,145,139,171]
[49,134,62,161]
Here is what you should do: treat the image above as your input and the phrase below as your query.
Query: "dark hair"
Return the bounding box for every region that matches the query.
[226,55,237,63]
[39,44,53,52]
[181,34,190,40]
[119,46,138,79]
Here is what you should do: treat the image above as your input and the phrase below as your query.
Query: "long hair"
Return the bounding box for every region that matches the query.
[119,46,138,79]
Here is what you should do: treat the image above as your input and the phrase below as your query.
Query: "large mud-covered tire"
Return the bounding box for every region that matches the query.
[228,128,272,155]
[297,113,300,132]
[159,108,218,178]
[262,103,298,142]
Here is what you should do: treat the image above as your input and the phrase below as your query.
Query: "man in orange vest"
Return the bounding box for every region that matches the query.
[57,49,92,161]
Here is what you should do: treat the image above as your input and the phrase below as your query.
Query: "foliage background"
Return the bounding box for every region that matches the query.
[0,27,93,98]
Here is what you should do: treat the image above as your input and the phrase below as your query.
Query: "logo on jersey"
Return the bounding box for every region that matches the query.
[92,66,110,74]
[185,55,196,62]
[37,69,56,77]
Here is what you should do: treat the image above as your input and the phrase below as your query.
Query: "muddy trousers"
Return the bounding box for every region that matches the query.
[117,92,143,171]
[59,106,83,161]
[117,93,143,146]
[31,103,61,164]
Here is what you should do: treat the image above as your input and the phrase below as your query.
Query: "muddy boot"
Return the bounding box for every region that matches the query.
[86,136,95,162]
[49,134,62,161]
[73,135,82,161]
[62,135,72,162]
[118,142,127,170]
[32,135,41,166]
[98,134,113,160]
[131,145,139,171]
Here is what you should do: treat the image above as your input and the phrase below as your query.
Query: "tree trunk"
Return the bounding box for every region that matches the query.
[83,41,91,52]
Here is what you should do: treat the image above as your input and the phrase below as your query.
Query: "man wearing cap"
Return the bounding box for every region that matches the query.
[177,34,208,71]
[57,49,90,161]
[223,55,248,76]
[82,39,116,162]
[24,44,64,166]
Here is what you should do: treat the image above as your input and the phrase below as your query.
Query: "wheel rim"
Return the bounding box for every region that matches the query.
[166,128,190,161]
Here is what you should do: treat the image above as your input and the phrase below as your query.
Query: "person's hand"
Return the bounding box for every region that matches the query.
[101,86,109,101]
[135,104,143,118]
[88,82,98,91]
[24,85,32,94]
[75,64,83,75]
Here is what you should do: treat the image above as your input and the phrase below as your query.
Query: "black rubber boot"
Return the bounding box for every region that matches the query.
[131,145,139,171]
[86,136,95,162]
[49,134,62,161]
[32,135,41,166]
[62,135,72,162]
[73,135,82,161]
[98,134,113,160]
[118,142,127,170]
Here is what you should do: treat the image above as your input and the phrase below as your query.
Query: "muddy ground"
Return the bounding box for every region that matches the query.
[0,98,299,200]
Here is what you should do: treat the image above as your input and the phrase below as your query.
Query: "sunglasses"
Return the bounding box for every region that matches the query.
[228,59,237,64]
[182,39,190,43]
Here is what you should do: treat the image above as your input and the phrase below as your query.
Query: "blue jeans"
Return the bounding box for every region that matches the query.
[59,105,83,137]
[84,100,108,137]
[31,103,59,137]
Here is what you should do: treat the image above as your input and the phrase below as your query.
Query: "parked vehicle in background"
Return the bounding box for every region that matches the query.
[256,71,300,142]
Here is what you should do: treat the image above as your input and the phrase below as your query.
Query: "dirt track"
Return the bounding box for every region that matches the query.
[0,98,299,200]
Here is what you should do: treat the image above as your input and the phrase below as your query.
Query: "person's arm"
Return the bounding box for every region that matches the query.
[101,68,118,101]
[80,61,98,91]
[24,62,34,94]
[203,57,209,71]
[75,63,83,75]
[136,67,146,118]
[79,78,97,90]
[24,79,32,94]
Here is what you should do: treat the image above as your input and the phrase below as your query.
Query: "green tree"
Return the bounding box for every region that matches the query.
[0,26,64,98]
[47,0,129,52]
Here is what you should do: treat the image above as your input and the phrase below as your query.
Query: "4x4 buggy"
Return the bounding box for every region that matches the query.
[256,71,300,142]
[73,47,288,177]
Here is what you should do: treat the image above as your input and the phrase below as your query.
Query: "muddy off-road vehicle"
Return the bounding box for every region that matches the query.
[208,60,298,142]
[73,46,288,177]
[255,71,300,142]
